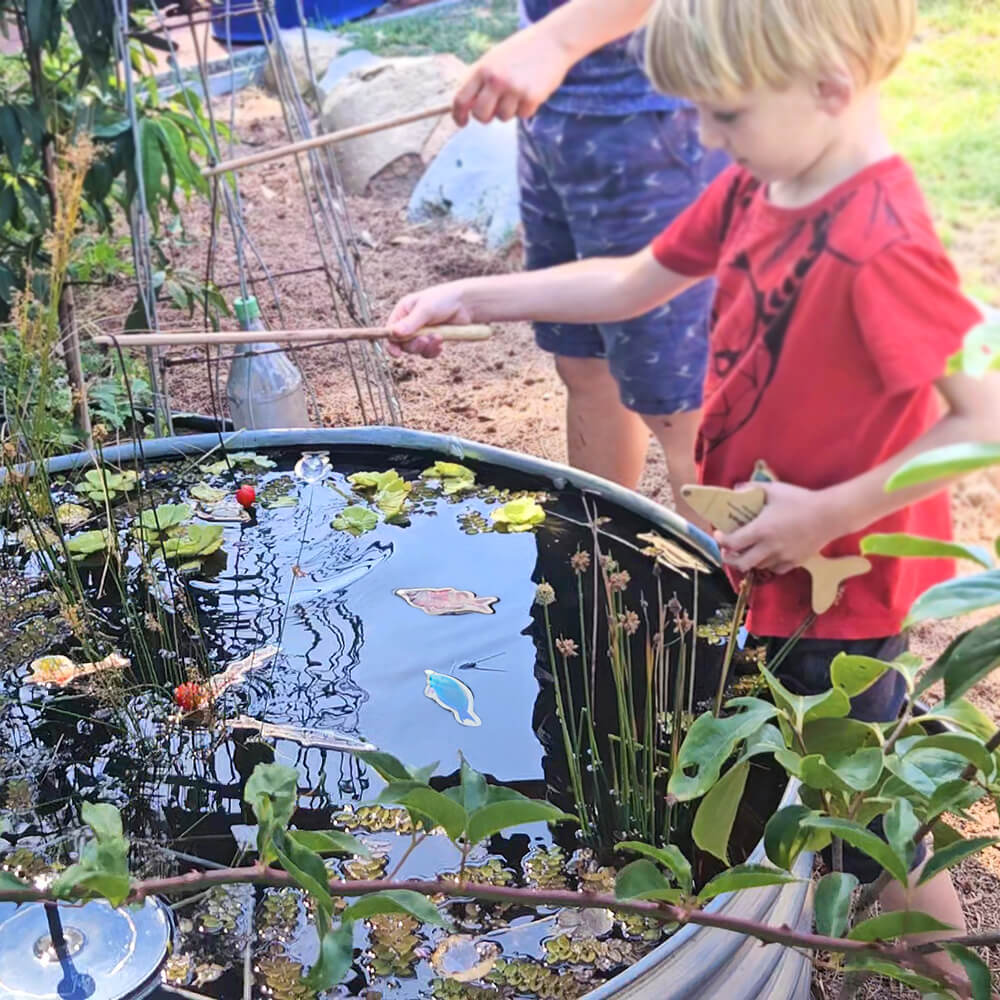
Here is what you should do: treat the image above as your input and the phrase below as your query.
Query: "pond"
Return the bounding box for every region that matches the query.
[0,435,782,999]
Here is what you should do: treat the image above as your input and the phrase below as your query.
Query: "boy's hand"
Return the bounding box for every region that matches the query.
[387,283,472,358]
[716,482,844,575]
[453,25,575,126]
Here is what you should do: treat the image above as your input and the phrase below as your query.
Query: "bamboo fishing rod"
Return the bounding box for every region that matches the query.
[92,324,492,349]
[201,101,453,178]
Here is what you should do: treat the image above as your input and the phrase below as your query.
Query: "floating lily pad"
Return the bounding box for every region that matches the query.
[204,452,276,475]
[194,501,249,523]
[66,529,113,560]
[332,506,379,537]
[137,503,192,535]
[422,461,476,495]
[190,483,227,504]
[55,503,91,529]
[348,469,412,517]
[490,498,546,533]
[154,524,224,564]
[260,476,299,510]
[555,907,615,940]
[78,467,138,502]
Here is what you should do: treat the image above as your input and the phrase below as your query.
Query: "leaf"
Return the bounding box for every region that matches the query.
[137,503,191,533]
[899,733,995,780]
[304,920,354,990]
[925,778,986,821]
[917,836,999,886]
[614,860,683,903]
[376,783,467,841]
[140,118,165,214]
[0,872,28,891]
[490,498,546,532]
[466,800,573,846]
[948,319,1000,377]
[190,483,227,503]
[848,909,955,941]
[814,872,858,938]
[288,830,370,858]
[801,717,880,756]
[830,653,891,697]
[861,533,992,569]
[765,805,828,870]
[27,0,54,51]
[155,524,224,562]
[697,864,801,903]
[884,799,919,874]
[356,749,419,783]
[615,842,692,895]
[915,616,1000,702]
[923,696,998,741]
[274,831,335,914]
[456,757,489,814]
[942,944,993,1000]
[343,889,446,926]
[82,801,124,841]
[244,763,298,833]
[800,816,909,884]
[761,666,851,730]
[692,760,748,864]
[0,105,24,170]
[888,443,1000,492]
[66,529,112,559]
[422,461,476,494]
[668,699,778,800]
[905,571,1000,626]
[332,506,379,537]
[842,954,944,994]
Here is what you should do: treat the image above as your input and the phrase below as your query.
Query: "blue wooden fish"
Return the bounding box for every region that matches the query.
[424,670,482,727]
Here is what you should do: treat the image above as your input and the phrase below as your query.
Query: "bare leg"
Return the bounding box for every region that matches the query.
[641,409,708,531]
[880,862,968,987]
[555,356,650,489]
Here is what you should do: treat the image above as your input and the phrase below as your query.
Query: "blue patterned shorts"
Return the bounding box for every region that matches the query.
[519,106,727,415]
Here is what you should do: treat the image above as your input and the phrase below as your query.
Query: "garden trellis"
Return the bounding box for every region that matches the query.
[117,0,405,433]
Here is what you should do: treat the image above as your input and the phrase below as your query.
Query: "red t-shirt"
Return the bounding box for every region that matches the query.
[652,157,982,639]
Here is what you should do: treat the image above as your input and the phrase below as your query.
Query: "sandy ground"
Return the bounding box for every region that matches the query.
[80,88,1000,997]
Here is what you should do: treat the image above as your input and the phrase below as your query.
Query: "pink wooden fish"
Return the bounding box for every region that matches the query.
[394,587,499,616]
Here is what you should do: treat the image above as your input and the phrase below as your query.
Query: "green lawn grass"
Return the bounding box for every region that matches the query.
[886,0,1000,300]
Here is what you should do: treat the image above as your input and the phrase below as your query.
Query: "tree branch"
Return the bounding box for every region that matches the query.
[0,867,968,993]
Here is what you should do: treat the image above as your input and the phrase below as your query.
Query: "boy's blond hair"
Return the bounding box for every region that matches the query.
[645,0,916,101]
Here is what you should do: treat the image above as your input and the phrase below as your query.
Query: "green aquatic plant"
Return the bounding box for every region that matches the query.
[77,467,138,503]
[421,460,477,495]
[331,505,379,537]
[490,497,546,532]
[65,529,113,560]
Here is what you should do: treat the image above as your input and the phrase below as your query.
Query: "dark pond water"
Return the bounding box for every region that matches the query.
[0,444,781,999]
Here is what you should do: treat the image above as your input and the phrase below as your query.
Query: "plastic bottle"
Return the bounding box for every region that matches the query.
[226,296,311,429]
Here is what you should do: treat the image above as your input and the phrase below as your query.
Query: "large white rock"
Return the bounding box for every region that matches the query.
[319,55,467,195]
[408,118,520,248]
[262,27,349,101]
[316,48,382,108]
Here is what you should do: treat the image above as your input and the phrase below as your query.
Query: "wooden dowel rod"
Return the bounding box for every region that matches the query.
[201,102,453,178]
[92,324,492,349]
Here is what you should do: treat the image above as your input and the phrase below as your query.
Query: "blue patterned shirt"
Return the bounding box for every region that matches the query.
[520,0,686,115]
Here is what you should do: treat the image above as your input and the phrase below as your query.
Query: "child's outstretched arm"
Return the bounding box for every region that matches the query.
[453,0,655,126]
[388,248,697,357]
[718,370,1000,574]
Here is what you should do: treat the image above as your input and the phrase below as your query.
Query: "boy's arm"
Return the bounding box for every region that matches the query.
[718,371,1000,574]
[388,248,697,357]
[454,0,655,125]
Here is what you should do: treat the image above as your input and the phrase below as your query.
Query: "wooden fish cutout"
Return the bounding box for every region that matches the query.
[424,670,482,726]
[225,715,376,752]
[206,644,280,699]
[27,652,129,687]
[395,587,499,616]
[680,480,871,615]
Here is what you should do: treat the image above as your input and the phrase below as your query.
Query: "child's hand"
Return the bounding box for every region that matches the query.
[453,26,574,126]
[387,283,472,359]
[716,482,843,575]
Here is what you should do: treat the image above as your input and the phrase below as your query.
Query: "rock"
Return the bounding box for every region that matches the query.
[408,118,520,249]
[261,28,349,101]
[316,49,382,108]
[320,55,467,195]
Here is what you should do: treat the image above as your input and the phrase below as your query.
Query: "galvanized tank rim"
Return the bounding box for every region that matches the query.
[34,426,807,997]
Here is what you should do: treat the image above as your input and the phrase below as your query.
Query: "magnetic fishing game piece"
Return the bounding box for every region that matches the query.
[680,463,871,615]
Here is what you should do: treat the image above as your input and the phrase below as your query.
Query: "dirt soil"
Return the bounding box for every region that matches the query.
[81,88,1000,997]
